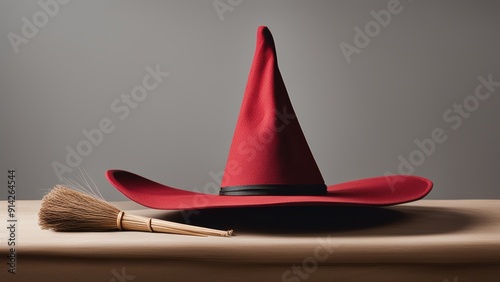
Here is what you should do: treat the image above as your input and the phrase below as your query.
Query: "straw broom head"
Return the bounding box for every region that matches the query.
[39,185,233,237]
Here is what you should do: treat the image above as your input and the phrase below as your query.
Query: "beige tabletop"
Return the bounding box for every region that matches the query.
[1,200,499,281]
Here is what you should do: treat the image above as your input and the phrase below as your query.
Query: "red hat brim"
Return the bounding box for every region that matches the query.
[106,170,432,210]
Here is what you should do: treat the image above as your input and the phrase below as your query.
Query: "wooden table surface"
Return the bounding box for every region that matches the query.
[1,200,499,281]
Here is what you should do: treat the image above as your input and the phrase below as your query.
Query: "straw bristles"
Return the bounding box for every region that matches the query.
[39,185,233,237]
[39,185,119,231]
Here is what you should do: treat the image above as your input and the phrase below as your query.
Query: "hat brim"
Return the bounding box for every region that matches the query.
[106,170,432,210]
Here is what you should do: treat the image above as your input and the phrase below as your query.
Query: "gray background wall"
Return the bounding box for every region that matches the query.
[1,0,499,201]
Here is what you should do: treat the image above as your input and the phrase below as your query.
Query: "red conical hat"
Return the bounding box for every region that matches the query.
[106,26,432,210]
[220,26,325,195]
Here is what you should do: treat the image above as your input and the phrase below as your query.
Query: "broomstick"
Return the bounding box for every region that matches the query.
[38,185,233,237]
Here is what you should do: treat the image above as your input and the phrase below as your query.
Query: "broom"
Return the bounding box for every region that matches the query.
[38,185,233,237]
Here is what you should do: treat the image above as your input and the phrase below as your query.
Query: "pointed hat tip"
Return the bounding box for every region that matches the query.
[257,26,272,40]
[256,26,276,52]
[257,25,269,33]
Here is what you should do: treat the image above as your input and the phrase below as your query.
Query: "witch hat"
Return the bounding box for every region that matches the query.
[106,26,432,210]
